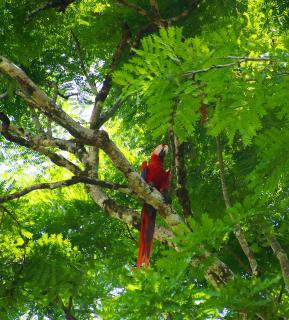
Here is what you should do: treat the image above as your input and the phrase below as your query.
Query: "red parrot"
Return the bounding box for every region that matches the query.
[136,144,170,269]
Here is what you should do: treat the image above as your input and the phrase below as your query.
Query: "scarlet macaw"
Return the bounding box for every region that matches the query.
[136,144,170,269]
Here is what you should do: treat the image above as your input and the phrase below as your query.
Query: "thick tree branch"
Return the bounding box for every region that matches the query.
[0,56,182,229]
[216,136,258,277]
[0,56,92,139]
[0,57,238,291]
[99,134,182,226]
[71,31,97,94]
[0,83,179,228]
[88,184,175,244]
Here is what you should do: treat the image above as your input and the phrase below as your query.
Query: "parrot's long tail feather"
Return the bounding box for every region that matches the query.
[136,204,156,269]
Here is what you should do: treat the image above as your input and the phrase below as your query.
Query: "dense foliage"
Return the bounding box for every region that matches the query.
[1,0,289,319]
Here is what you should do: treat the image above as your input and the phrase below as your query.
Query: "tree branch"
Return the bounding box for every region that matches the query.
[216,136,258,277]
[88,183,174,244]
[0,118,82,175]
[149,0,161,20]
[0,176,132,204]
[132,24,155,48]
[71,31,97,94]
[95,99,123,129]
[58,295,77,320]
[0,90,8,99]
[26,0,75,23]
[0,56,92,139]
[183,57,271,78]
[0,119,87,161]
[269,234,289,294]
[100,133,182,226]
[0,57,237,291]
[116,0,150,19]
[31,109,46,135]
[0,60,180,227]
[126,224,137,243]
[116,0,166,26]
[90,24,131,128]
[169,0,200,23]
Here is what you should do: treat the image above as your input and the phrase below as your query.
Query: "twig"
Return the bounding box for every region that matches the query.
[116,0,150,18]
[0,176,132,204]
[0,205,22,229]
[0,90,8,99]
[126,224,137,243]
[116,0,166,27]
[216,136,231,208]
[183,57,271,78]
[149,0,161,20]
[0,113,83,174]
[269,234,289,294]
[277,283,285,304]
[57,91,78,99]
[216,136,258,277]
[71,31,97,94]
[169,0,200,23]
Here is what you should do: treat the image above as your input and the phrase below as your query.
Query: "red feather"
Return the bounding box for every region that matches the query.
[136,145,170,269]
[136,204,156,269]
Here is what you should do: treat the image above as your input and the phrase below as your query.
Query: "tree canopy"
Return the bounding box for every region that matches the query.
[1,0,289,319]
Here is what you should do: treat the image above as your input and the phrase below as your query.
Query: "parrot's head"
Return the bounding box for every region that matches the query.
[151,144,169,161]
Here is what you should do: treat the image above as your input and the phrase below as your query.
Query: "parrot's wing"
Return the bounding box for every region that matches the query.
[140,161,148,180]
[141,167,147,180]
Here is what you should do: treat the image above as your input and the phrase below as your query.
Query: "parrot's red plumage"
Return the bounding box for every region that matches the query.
[136,144,170,269]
